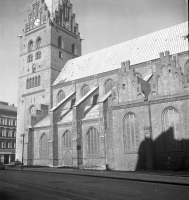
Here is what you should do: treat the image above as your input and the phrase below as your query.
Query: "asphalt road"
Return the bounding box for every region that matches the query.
[0,170,189,200]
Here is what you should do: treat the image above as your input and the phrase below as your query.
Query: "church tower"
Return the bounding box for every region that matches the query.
[16,0,81,164]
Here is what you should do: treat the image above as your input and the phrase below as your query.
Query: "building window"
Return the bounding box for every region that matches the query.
[8,143,12,149]
[36,37,41,49]
[2,118,5,125]
[162,107,182,151]
[35,76,37,86]
[81,84,90,106]
[2,130,6,137]
[40,133,48,158]
[104,79,114,94]
[72,44,77,55]
[56,90,65,105]
[38,75,41,86]
[87,127,99,155]
[30,106,37,117]
[8,130,12,137]
[13,143,16,148]
[13,131,16,137]
[36,51,41,59]
[58,36,64,49]
[59,51,63,59]
[4,119,7,125]
[28,54,33,63]
[28,40,33,52]
[123,113,139,152]
[1,142,6,148]
[62,130,72,149]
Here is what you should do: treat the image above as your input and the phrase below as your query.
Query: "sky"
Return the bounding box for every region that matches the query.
[0,0,188,106]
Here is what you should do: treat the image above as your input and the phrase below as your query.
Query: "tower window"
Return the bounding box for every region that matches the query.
[58,36,64,49]
[59,51,63,59]
[28,40,33,52]
[28,54,33,63]
[72,44,77,55]
[36,37,41,49]
[36,51,41,59]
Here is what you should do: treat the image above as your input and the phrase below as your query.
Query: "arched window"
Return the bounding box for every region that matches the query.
[35,76,37,86]
[72,44,77,55]
[162,107,182,151]
[40,133,48,158]
[104,79,114,94]
[36,37,41,49]
[26,79,29,89]
[38,75,40,86]
[123,113,139,152]
[29,78,32,88]
[30,106,36,117]
[87,127,99,155]
[81,84,90,97]
[58,36,64,49]
[81,84,90,106]
[57,90,65,105]
[28,40,33,52]
[62,130,72,149]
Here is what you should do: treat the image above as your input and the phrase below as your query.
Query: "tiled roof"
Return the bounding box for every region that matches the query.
[34,115,51,128]
[82,105,99,121]
[0,104,17,112]
[53,22,188,85]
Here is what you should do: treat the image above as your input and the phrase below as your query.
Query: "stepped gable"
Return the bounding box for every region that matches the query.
[53,22,188,85]
[111,61,144,104]
[149,51,188,98]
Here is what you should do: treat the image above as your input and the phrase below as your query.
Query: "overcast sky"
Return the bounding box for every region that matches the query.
[0,0,188,106]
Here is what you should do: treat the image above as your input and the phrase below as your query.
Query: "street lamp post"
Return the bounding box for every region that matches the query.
[20,134,25,169]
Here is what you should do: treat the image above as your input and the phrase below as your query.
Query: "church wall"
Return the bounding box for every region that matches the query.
[150,98,189,170]
[110,105,147,171]
[58,125,73,166]
[33,128,51,166]
[82,121,106,168]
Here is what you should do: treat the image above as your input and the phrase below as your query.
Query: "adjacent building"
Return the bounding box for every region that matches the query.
[0,101,17,164]
[16,0,189,171]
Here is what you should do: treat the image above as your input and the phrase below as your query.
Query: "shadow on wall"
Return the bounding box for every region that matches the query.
[136,127,189,171]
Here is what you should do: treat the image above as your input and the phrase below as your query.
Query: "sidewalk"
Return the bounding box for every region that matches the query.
[6,165,189,185]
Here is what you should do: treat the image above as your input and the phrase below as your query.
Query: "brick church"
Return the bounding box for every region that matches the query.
[16,0,189,171]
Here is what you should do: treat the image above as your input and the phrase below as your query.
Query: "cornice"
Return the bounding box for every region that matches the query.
[22,89,45,98]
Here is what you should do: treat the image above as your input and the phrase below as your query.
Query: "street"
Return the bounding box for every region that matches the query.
[0,170,188,200]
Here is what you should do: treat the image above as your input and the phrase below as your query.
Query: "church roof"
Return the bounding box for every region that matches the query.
[53,22,188,86]
[33,115,51,128]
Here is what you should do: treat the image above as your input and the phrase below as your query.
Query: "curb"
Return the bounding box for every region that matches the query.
[6,167,189,186]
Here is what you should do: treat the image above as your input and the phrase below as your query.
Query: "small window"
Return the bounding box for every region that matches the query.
[58,36,64,49]
[1,142,6,148]
[28,40,33,52]
[35,76,37,86]
[59,51,63,59]
[36,37,41,49]
[8,130,12,137]
[13,131,16,137]
[38,75,41,86]
[30,106,37,117]
[28,54,33,63]
[8,143,12,148]
[36,51,41,59]
[72,44,77,55]
[32,64,36,73]
[2,130,6,137]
